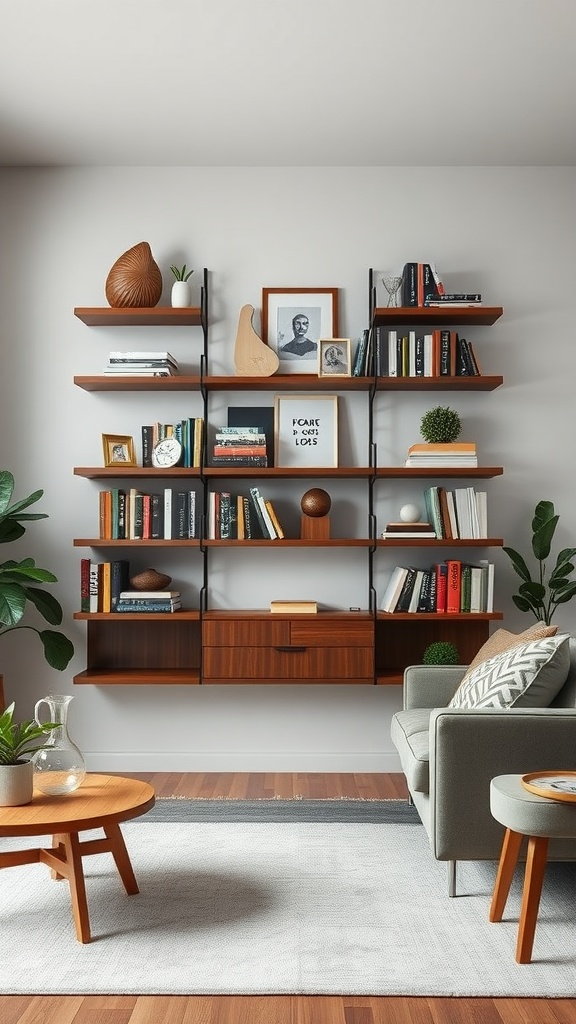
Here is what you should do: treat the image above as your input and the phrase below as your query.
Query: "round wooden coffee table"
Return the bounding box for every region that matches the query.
[0,773,155,943]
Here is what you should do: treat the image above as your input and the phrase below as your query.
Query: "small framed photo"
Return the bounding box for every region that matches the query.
[102,433,137,467]
[262,288,339,374]
[318,339,351,378]
[274,394,338,468]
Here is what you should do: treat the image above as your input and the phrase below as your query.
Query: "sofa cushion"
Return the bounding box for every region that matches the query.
[390,708,431,794]
[461,622,558,684]
[448,634,570,710]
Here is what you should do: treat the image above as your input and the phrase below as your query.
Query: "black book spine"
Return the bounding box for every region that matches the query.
[141,425,154,468]
[402,263,418,307]
[423,263,440,301]
[456,336,471,376]
[440,330,451,375]
[415,335,425,376]
[172,491,188,539]
[395,568,417,612]
[110,559,130,611]
[150,493,163,539]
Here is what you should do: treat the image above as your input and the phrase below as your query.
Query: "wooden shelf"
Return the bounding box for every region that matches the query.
[203,538,371,547]
[74,610,200,620]
[377,537,504,547]
[203,374,373,392]
[203,466,373,479]
[372,306,503,327]
[74,467,201,479]
[74,375,201,392]
[376,467,503,479]
[73,538,201,548]
[73,668,200,685]
[376,611,503,621]
[374,375,503,391]
[74,306,203,327]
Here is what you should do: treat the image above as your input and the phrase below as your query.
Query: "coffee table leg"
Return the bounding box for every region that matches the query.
[103,822,139,895]
[61,832,91,943]
[516,835,549,964]
[489,827,523,923]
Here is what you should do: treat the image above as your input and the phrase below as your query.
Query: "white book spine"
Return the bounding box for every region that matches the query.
[163,488,172,540]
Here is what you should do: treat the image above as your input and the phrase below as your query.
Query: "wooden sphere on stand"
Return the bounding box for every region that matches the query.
[301,488,331,518]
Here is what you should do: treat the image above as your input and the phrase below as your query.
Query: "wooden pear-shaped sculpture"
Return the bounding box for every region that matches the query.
[234,304,280,377]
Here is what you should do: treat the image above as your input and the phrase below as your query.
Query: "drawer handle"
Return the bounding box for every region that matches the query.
[274,645,306,653]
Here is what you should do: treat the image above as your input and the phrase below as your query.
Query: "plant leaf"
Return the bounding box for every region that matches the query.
[0,471,14,514]
[0,583,26,626]
[532,515,559,561]
[39,630,74,670]
[502,546,533,583]
[23,587,63,625]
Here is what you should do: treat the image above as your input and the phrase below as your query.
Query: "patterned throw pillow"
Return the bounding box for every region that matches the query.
[449,634,570,710]
[461,622,558,684]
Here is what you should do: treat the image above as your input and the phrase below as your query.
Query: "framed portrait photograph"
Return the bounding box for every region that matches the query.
[318,338,351,378]
[274,394,338,468]
[102,433,137,467]
[262,288,339,374]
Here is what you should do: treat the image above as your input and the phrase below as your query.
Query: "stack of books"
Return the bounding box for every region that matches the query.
[375,329,481,377]
[405,443,478,468]
[422,485,488,540]
[270,600,318,614]
[210,426,268,468]
[104,351,179,376]
[381,522,436,539]
[115,589,182,613]
[208,486,284,539]
[424,293,483,307]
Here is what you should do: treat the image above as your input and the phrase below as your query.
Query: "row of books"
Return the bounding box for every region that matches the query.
[210,426,268,468]
[208,486,284,540]
[80,558,183,612]
[98,487,197,540]
[401,262,483,308]
[375,329,481,378]
[104,350,179,377]
[381,559,494,614]
[142,418,204,468]
[382,486,488,540]
[404,443,478,468]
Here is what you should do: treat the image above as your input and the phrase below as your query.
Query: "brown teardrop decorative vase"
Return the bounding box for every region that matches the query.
[105,241,163,308]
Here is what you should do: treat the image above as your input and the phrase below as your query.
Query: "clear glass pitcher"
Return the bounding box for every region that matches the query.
[33,694,86,795]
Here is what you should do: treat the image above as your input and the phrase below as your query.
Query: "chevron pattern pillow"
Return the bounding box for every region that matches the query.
[449,634,570,710]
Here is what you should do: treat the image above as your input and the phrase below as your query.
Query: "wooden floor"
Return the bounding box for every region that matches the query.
[1,772,575,1024]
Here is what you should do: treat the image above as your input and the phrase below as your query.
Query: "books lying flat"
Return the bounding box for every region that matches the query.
[381,530,436,539]
[270,600,318,614]
[119,590,181,600]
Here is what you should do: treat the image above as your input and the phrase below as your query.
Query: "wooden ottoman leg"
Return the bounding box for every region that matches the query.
[490,827,524,923]
[516,835,549,964]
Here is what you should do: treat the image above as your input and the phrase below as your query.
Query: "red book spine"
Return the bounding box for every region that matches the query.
[445,560,462,614]
[435,564,447,613]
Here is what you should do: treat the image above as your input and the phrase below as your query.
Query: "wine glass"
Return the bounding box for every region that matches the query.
[382,274,403,307]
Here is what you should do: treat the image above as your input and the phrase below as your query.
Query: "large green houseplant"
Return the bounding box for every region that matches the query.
[0,470,74,670]
[503,500,576,626]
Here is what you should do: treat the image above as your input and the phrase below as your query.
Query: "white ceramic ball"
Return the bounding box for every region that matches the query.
[400,503,421,523]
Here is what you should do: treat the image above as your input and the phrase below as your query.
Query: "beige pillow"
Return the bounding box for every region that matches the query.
[462,622,557,684]
[449,634,570,710]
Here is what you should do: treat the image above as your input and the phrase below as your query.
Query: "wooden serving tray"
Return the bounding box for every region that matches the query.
[521,770,576,803]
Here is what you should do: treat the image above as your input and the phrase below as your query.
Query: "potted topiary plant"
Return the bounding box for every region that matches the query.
[422,641,460,665]
[0,470,74,689]
[503,500,576,625]
[420,406,462,444]
[0,701,58,805]
[169,264,194,308]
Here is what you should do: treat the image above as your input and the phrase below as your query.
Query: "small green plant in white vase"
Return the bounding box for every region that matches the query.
[169,265,194,308]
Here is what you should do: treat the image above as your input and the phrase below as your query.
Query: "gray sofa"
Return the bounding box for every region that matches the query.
[390,637,576,895]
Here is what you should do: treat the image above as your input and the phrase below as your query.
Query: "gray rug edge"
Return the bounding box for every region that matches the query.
[142,798,421,824]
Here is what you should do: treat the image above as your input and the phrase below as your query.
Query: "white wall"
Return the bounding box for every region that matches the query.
[0,166,575,772]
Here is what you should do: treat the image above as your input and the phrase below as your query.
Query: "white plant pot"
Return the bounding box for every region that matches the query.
[171,280,192,308]
[0,759,33,806]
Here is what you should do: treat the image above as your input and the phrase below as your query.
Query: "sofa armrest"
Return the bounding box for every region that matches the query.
[403,664,467,710]
[428,706,576,861]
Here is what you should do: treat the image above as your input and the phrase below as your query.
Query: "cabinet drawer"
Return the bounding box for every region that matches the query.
[202,645,374,682]
[202,620,290,646]
[290,619,373,647]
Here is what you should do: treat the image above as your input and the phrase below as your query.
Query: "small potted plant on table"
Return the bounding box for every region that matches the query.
[0,702,57,805]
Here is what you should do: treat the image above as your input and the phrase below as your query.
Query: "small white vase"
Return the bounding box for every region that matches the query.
[171,280,192,308]
[0,759,33,806]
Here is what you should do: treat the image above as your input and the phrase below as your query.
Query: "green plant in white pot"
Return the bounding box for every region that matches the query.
[0,701,57,805]
[169,264,194,308]
[0,470,74,672]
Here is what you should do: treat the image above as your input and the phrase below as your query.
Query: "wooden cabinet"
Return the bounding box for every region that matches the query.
[202,612,374,684]
[72,269,505,687]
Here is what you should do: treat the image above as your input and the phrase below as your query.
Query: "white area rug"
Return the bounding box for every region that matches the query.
[1,820,575,996]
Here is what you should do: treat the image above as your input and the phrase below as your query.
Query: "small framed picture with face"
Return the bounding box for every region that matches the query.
[318,339,351,377]
[102,434,137,467]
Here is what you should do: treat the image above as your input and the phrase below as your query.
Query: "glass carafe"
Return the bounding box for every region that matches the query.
[33,694,86,795]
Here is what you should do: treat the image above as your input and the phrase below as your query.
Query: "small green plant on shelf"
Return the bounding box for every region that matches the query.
[0,470,74,671]
[502,499,576,626]
[0,702,57,766]
[170,264,194,282]
[422,641,460,665]
[420,406,462,443]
